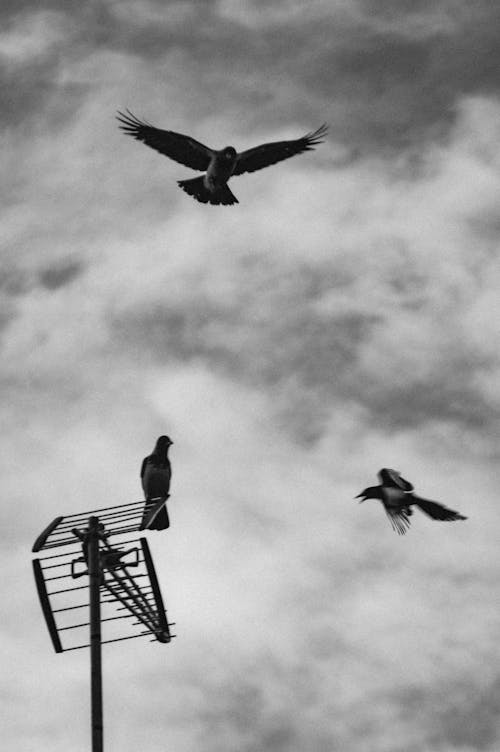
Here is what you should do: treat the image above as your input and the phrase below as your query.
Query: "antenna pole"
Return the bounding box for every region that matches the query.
[88,516,103,752]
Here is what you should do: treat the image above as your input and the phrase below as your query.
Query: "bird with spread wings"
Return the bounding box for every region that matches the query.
[117,110,327,205]
[356,468,467,535]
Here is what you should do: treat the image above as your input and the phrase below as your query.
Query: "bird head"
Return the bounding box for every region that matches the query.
[223,146,237,160]
[156,435,173,450]
[355,486,379,502]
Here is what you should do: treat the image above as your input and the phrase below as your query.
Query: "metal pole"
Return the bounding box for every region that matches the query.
[88,516,103,752]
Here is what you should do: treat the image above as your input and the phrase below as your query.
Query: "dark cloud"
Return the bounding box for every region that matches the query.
[143,648,500,752]
[38,258,84,290]
[0,9,88,129]
[394,677,500,750]
[1,64,58,128]
[182,663,326,752]
[434,677,500,750]
[0,270,25,339]
[294,13,500,152]
[0,0,81,16]
[110,262,376,417]
[109,1,500,152]
[363,370,494,430]
[110,256,497,439]
[0,267,29,296]
[0,308,15,337]
[361,0,444,14]
[4,1,500,152]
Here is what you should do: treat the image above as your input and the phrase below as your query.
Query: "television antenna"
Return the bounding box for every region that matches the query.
[32,497,174,752]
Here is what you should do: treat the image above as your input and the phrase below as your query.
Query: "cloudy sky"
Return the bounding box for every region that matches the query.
[2,1,500,750]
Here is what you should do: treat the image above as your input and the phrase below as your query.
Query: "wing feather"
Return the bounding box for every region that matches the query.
[233,124,328,176]
[385,507,411,535]
[378,468,414,492]
[117,110,213,171]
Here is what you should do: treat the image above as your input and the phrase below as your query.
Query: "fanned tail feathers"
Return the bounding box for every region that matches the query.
[177,177,238,205]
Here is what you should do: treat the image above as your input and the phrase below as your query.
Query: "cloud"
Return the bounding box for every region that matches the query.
[37,258,84,290]
[3,0,500,152]
[0,11,67,64]
[101,97,500,445]
[1,4,500,751]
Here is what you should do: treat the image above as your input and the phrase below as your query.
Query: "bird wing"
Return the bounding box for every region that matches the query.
[378,468,414,492]
[413,496,467,522]
[232,124,328,176]
[117,110,213,171]
[385,507,412,535]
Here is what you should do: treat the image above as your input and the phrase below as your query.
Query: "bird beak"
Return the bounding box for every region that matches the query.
[355,493,365,502]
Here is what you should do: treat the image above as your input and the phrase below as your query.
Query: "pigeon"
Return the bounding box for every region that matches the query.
[140,435,173,531]
[356,468,467,535]
[116,110,328,205]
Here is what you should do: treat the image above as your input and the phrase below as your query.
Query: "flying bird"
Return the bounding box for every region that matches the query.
[116,110,328,205]
[140,435,173,531]
[356,468,467,535]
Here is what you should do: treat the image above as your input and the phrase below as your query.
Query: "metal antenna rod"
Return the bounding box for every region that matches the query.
[88,516,103,752]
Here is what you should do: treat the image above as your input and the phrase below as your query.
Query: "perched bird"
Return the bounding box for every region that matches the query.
[140,435,173,531]
[116,110,328,205]
[356,468,467,535]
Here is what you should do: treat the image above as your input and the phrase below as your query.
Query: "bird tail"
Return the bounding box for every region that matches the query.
[177,177,238,205]
[140,497,170,531]
[413,496,467,522]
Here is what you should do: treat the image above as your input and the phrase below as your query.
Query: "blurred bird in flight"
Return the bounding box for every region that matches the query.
[117,110,328,205]
[140,435,173,531]
[356,468,467,535]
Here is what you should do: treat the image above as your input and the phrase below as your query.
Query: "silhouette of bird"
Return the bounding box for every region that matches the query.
[116,110,328,205]
[356,468,467,535]
[140,435,173,531]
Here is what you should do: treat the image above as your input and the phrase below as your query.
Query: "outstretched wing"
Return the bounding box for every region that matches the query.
[413,497,467,522]
[385,507,412,535]
[232,124,328,176]
[378,468,414,492]
[117,110,213,171]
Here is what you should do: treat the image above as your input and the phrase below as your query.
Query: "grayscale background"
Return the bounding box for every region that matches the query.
[2,2,500,751]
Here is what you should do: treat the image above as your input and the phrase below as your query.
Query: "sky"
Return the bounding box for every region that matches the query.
[2,1,500,750]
